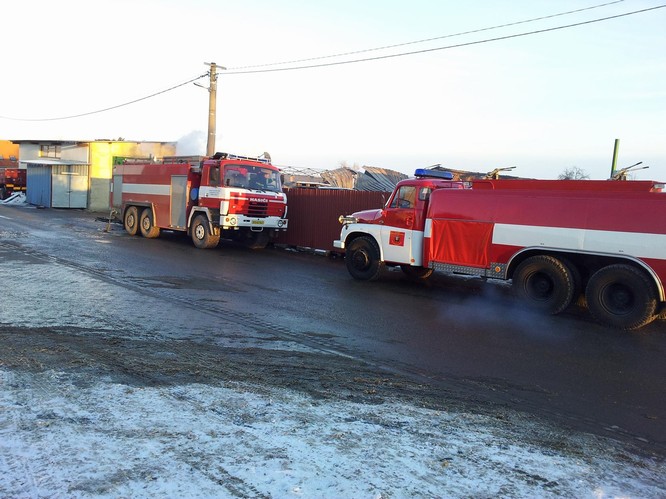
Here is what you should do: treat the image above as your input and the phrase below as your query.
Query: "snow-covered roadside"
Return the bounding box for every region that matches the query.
[1,208,664,497]
[1,365,664,498]
[0,192,27,205]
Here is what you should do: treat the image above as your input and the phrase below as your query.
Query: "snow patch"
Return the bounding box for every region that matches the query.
[1,368,663,498]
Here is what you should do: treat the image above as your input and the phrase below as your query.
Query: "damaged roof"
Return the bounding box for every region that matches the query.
[281,165,407,192]
[279,164,522,191]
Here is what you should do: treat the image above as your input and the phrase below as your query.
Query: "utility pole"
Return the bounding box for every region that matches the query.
[204,62,225,157]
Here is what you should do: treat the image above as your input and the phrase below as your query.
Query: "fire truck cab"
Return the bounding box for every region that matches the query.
[0,165,26,200]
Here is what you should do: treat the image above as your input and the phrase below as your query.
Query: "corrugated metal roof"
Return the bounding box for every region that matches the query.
[320,166,407,192]
[357,166,407,192]
[320,168,356,189]
[22,159,89,165]
[280,164,522,191]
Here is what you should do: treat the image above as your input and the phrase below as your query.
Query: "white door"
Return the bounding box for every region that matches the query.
[51,165,88,208]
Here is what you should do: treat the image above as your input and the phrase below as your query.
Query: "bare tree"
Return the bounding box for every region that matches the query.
[558,166,590,180]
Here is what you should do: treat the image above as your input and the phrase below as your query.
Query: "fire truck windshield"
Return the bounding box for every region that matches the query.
[224,165,282,193]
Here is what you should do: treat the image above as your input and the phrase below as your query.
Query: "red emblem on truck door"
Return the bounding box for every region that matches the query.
[389,231,405,246]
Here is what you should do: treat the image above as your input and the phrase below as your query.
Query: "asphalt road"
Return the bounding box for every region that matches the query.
[1,204,665,456]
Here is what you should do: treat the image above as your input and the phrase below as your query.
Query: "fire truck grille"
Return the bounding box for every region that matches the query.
[247,201,269,218]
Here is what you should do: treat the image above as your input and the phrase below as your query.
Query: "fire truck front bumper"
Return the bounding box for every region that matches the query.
[220,215,288,230]
[333,239,345,250]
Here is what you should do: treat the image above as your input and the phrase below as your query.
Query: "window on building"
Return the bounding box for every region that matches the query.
[40,145,61,158]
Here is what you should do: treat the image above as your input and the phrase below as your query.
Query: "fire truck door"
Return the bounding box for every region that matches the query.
[170,175,188,229]
[381,185,418,265]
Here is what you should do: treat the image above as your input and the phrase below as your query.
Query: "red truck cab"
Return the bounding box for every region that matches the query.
[0,163,26,200]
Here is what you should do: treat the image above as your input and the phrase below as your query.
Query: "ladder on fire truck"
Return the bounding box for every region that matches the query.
[211,151,272,164]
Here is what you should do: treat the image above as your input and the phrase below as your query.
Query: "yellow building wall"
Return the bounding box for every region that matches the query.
[0,140,19,160]
[88,141,177,212]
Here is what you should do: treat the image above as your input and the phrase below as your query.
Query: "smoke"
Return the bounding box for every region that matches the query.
[431,275,571,340]
[176,130,206,156]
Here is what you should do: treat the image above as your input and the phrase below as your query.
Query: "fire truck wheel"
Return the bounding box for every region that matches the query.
[585,264,658,330]
[400,265,434,280]
[191,214,220,249]
[559,256,583,305]
[513,255,575,314]
[124,206,139,236]
[139,208,160,239]
[345,236,384,281]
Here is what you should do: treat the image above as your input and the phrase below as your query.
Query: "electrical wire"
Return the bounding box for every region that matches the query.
[227,0,627,70]
[0,73,209,122]
[223,5,666,75]
[1,3,663,121]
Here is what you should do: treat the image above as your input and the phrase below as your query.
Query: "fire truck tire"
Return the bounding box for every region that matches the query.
[345,236,384,281]
[585,264,658,330]
[191,214,220,249]
[400,265,434,280]
[513,255,575,314]
[124,206,139,236]
[139,208,160,239]
[559,256,583,305]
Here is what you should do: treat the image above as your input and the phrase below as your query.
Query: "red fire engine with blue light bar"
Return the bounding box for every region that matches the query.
[334,167,666,330]
[112,152,287,249]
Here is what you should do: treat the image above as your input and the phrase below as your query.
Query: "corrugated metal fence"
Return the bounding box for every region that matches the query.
[275,189,389,253]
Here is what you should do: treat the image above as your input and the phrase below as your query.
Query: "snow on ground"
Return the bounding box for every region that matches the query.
[0,209,665,497]
[0,193,27,205]
[1,364,664,498]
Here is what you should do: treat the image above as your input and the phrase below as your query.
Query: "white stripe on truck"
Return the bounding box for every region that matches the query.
[122,183,170,196]
[493,223,666,260]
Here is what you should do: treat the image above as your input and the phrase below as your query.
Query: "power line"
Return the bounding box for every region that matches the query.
[0,73,208,122]
[227,0,627,70]
[2,3,663,122]
[223,5,666,75]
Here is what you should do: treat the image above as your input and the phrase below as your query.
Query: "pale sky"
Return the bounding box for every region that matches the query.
[2,0,665,180]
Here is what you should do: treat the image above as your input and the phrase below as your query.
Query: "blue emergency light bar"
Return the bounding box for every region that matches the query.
[414,169,454,180]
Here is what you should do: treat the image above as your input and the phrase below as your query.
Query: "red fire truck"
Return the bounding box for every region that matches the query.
[112,152,288,249]
[0,163,26,200]
[334,169,666,330]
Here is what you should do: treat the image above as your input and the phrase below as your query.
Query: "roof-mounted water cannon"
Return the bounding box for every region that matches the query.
[485,166,516,180]
[611,161,648,181]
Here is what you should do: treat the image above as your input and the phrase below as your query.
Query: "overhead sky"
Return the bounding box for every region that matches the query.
[2,0,665,179]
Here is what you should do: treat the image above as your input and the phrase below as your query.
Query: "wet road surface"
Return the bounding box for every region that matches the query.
[1,204,665,456]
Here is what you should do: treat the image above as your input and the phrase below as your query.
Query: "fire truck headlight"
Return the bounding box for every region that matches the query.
[278,219,285,228]
[339,215,358,225]
[227,217,237,226]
